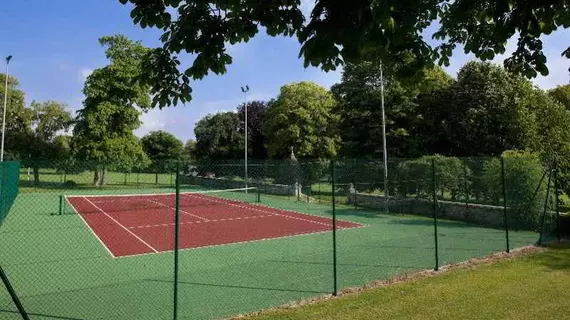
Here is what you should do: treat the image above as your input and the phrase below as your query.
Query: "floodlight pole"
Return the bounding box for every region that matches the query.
[1,55,12,162]
[241,85,250,193]
[380,63,388,213]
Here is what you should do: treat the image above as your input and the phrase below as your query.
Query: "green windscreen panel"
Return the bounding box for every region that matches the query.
[0,161,20,226]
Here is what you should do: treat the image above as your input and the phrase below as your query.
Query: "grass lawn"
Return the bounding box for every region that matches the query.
[247,243,570,320]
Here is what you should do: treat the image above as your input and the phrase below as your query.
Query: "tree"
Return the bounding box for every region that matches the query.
[27,101,72,183]
[0,73,31,160]
[419,62,537,157]
[119,0,569,107]
[194,112,243,160]
[71,35,152,186]
[141,130,183,182]
[548,85,570,110]
[332,61,453,157]
[263,82,339,159]
[182,139,196,161]
[237,101,269,159]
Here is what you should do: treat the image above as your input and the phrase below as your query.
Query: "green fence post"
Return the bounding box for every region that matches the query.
[464,161,469,216]
[318,180,321,204]
[331,160,338,296]
[538,169,553,246]
[432,159,439,271]
[0,266,30,320]
[59,194,64,215]
[173,160,180,320]
[501,157,510,253]
[555,166,560,243]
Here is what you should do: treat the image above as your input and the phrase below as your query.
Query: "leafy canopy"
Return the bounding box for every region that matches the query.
[71,35,151,171]
[141,130,183,170]
[263,81,339,159]
[119,0,569,107]
[548,85,570,110]
[237,101,269,160]
[194,112,244,160]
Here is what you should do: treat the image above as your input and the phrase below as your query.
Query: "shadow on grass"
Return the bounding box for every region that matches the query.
[147,279,328,295]
[538,243,570,271]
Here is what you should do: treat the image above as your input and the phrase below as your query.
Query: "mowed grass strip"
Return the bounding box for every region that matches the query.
[245,244,570,320]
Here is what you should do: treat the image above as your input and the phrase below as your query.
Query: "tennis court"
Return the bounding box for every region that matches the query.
[64,188,363,257]
[0,158,557,320]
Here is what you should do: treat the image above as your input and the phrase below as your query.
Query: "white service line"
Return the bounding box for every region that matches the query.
[82,197,159,253]
[185,194,334,227]
[129,214,270,229]
[146,199,210,221]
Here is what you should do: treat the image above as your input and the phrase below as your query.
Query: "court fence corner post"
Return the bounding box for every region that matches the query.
[173,160,181,320]
[331,159,338,296]
[501,157,510,253]
[431,158,439,271]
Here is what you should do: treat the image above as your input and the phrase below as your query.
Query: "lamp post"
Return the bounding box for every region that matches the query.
[1,55,13,162]
[241,85,250,193]
[380,63,388,213]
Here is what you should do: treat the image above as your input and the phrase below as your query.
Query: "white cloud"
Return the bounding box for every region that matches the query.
[135,109,168,137]
[79,68,93,82]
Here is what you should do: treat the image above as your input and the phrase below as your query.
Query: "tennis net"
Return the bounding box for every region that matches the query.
[59,187,260,216]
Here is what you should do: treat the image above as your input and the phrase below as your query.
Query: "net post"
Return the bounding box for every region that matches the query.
[256,186,261,203]
[0,266,30,320]
[431,158,439,271]
[501,157,510,253]
[173,160,180,320]
[538,169,553,246]
[555,164,560,243]
[331,159,338,296]
[59,194,64,216]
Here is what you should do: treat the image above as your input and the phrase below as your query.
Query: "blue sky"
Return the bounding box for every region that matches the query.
[1,0,568,142]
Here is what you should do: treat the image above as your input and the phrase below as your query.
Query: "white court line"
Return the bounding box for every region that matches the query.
[146,199,210,222]
[64,197,117,258]
[129,215,270,229]
[82,197,159,253]
[65,187,257,198]
[184,193,334,228]
[114,224,367,259]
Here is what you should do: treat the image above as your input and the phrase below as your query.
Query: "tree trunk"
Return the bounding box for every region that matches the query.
[33,166,40,185]
[93,167,107,186]
[93,170,100,186]
[100,168,107,186]
[155,172,159,185]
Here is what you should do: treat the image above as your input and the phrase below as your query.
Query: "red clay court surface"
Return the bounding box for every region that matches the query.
[66,192,364,258]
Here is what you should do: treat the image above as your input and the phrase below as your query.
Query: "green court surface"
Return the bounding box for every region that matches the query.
[0,190,539,320]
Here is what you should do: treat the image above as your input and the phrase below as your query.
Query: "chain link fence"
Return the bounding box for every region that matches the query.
[0,156,564,319]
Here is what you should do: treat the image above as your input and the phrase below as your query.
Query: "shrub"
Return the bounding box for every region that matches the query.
[483,150,546,229]
[399,155,468,200]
